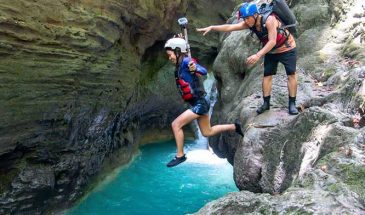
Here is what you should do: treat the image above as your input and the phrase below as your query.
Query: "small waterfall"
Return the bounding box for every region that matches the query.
[183,73,230,165]
[186,73,226,165]
[193,72,218,149]
[205,73,219,117]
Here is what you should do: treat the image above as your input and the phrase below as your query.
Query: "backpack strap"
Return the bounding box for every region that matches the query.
[261,14,292,49]
[280,23,296,29]
[261,12,272,29]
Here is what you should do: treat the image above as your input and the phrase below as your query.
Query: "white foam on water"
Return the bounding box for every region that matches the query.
[185,73,228,165]
[185,149,228,165]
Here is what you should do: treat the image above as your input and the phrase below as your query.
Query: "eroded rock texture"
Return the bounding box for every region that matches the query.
[0,0,236,213]
[202,0,365,213]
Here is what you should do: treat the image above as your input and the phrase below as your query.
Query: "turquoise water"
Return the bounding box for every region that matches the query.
[67,139,237,215]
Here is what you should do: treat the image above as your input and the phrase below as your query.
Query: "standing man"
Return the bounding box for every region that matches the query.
[197,3,299,115]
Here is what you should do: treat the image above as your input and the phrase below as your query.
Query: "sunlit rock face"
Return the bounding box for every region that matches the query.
[203,0,365,213]
[0,0,237,213]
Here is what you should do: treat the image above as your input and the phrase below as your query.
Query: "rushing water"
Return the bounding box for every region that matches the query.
[67,139,237,215]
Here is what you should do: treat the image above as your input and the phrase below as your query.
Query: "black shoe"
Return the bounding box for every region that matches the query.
[288,96,299,115]
[167,154,187,167]
[234,119,244,137]
[256,102,270,114]
[257,96,270,115]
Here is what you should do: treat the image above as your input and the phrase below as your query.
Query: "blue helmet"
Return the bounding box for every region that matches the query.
[239,3,258,18]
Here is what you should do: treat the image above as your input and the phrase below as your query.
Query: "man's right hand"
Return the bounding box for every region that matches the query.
[196,26,212,36]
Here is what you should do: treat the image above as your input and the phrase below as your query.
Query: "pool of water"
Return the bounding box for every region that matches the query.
[67,139,237,215]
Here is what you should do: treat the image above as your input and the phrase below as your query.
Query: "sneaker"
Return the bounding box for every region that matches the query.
[166,154,187,167]
[234,119,244,137]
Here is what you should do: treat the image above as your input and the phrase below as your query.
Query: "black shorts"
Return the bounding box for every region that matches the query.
[264,48,297,76]
[189,97,210,115]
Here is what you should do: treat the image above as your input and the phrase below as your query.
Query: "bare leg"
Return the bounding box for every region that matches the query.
[197,114,235,137]
[263,75,273,97]
[287,73,297,97]
[171,109,200,157]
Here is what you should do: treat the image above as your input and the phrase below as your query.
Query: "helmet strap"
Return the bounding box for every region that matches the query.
[174,49,182,70]
[253,14,258,29]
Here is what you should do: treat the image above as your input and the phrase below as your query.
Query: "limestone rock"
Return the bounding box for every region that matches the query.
[0,0,237,213]
[203,0,365,213]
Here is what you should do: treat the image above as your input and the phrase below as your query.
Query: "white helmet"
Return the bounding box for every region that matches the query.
[164,38,187,53]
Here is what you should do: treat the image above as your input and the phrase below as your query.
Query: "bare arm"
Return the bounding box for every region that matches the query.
[246,16,278,66]
[256,16,277,57]
[211,22,248,32]
[197,21,248,36]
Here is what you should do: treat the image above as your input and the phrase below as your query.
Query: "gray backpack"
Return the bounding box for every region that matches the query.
[259,0,297,35]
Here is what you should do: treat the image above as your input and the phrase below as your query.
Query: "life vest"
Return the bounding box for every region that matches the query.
[174,58,206,102]
[176,78,194,101]
[250,14,290,49]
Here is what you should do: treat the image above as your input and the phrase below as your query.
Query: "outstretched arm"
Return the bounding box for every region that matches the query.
[197,21,248,36]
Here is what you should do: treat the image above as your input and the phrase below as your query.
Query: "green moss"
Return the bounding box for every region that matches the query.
[341,42,362,59]
[140,51,167,86]
[299,174,316,188]
[0,168,19,193]
[292,209,312,215]
[258,207,274,214]
[339,164,365,198]
[327,183,341,193]
[316,151,337,165]
[321,67,336,81]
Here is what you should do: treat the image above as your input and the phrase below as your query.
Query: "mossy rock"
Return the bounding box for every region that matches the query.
[293,1,330,35]
[298,52,338,81]
[0,168,19,193]
[339,163,365,198]
[321,67,336,81]
[341,41,363,60]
